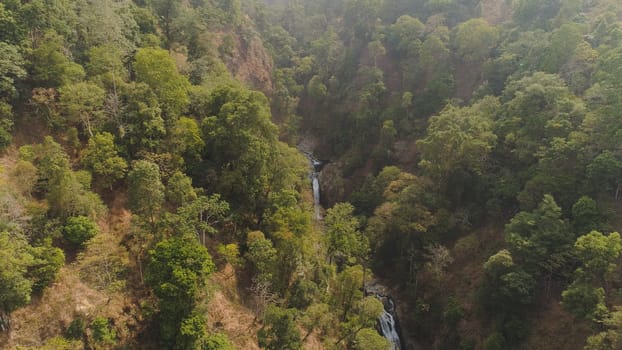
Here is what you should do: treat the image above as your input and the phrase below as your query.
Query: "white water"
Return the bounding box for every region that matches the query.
[309,158,322,220]
[312,172,321,220]
[366,282,403,350]
[379,300,401,350]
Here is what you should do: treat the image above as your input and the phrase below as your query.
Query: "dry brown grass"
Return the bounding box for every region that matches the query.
[208,264,261,350]
[5,266,125,348]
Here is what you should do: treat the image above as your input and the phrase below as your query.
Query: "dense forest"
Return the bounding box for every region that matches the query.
[2,0,622,349]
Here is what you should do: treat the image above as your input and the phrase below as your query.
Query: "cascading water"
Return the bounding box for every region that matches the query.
[311,159,322,220]
[366,282,403,350]
[299,145,404,348]
[378,297,402,350]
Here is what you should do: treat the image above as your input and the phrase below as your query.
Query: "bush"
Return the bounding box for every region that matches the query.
[65,317,85,340]
[90,316,116,345]
[63,216,98,246]
[204,333,235,350]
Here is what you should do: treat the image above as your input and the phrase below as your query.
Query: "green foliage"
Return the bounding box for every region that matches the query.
[0,232,34,320]
[354,328,391,350]
[505,194,572,277]
[203,332,235,350]
[324,203,368,265]
[146,235,215,348]
[30,31,85,87]
[574,231,622,282]
[59,81,106,136]
[63,216,98,246]
[0,42,26,98]
[257,305,302,350]
[30,241,64,292]
[198,85,282,221]
[584,307,622,349]
[90,316,116,345]
[452,18,498,62]
[217,243,242,267]
[127,160,165,227]
[300,303,332,339]
[543,23,585,73]
[176,194,230,245]
[170,116,204,162]
[512,0,561,29]
[146,235,215,301]
[417,97,498,184]
[81,132,128,188]
[245,231,277,284]
[133,47,190,117]
[572,197,602,235]
[586,151,621,195]
[561,281,608,321]
[166,171,197,208]
[65,317,86,340]
[332,265,365,321]
[117,82,165,155]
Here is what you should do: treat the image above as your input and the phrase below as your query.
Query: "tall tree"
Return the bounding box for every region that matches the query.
[146,235,215,349]
[81,132,128,188]
[133,47,190,118]
[127,160,165,229]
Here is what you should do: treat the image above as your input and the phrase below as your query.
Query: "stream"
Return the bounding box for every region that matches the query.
[302,151,403,350]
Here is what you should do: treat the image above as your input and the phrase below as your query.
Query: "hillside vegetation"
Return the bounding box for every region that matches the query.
[1,0,622,350]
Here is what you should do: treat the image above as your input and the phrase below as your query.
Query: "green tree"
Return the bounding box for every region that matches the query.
[0,42,26,99]
[245,231,277,284]
[586,151,622,195]
[257,305,302,350]
[452,18,498,62]
[176,194,230,245]
[571,197,602,235]
[339,297,385,345]
[0,231,35,330]
[29,241,64,292]
[166,171,197,208]
[117,82,165,156]
[354,328,391,350]
[90,316,117,346]
[29,31,85,87]
[575,231,622,283]
[561,281,607,321]
[584,307,622,349]
[203,332,235,350]
[59,82,106,137]
[324,203,368,266]
[146,235,215,348]
[199,85,281,221]
[542,23,584,73]
[170,116,204,162]
[417,96,498,184]
[496,72,584,166]
[127,160,165,229]
[481,250,535,313]
[332,265,365,321]
[505,194,573,279]
[300,303,332,340]
[81,132,128,188]
[63,216,98,246]
[133,47,190,118]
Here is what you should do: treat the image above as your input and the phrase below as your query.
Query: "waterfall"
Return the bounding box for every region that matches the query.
[311,159,322,220]
[378,298,402,350]
[366,282,403,350]
[300,150,323,220]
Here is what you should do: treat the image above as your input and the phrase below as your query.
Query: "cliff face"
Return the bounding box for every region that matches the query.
[217,28,274,94]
